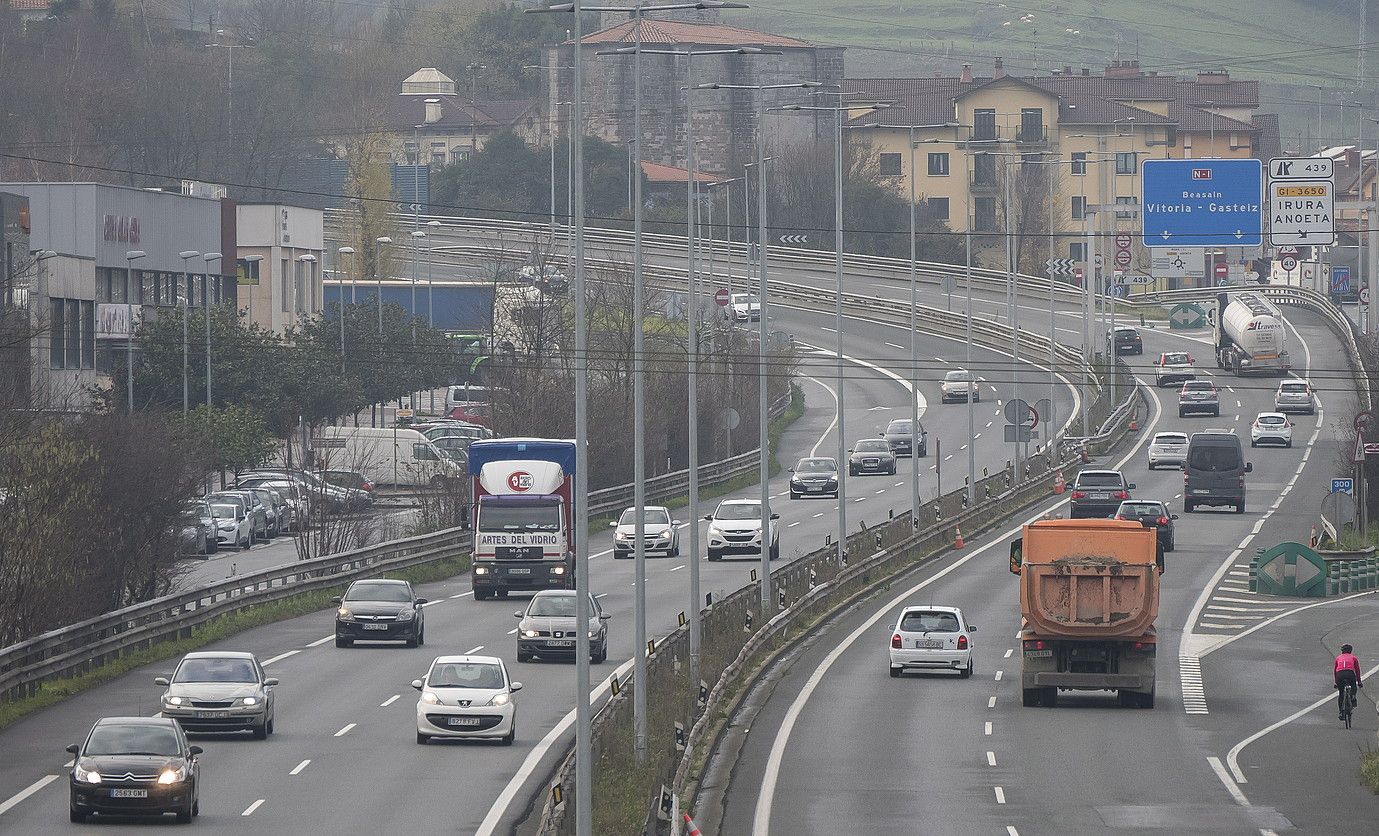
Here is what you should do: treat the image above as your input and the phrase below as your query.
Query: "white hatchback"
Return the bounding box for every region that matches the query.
[1250,412,1294,448]
[413,656,521,745]
[888,605,974,678]
[1147,431,1189,470]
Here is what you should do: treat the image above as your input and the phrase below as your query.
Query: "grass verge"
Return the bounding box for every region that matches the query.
[1362,749,1379,794]
[0,554,469,732]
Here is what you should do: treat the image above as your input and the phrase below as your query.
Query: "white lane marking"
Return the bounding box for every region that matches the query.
[874,489,887,496]
[984,721,993,736]
[450,593,468,599]
[994,670,1003,681]
[812,513,823,518]
[994,786,1007,804]
[1207,756,1250,805]
[985,421,993,428]
[894,482,905,487]
[465,645,484,654]
[0,775,59,816]
[380,695,401,707]
[1200,590,1379,655]
[974,432,982,440]
[307,635,334,648]
[798,341,928,419]
[334,723,356,737]
[1199,622,1245,630]
[507,628,519,635]
[1180,656,1207,715]
[987,696,997,708]
[787,522,801,528]
[1003,648,1013,659]
[987,751,997,767]
[804,376,840,458]
[242,799,266,816]
[262,650,300,666]
[884,341,905,349]
[289,759,311,775]
[671,563,688,570]
[1007,828,1021,836]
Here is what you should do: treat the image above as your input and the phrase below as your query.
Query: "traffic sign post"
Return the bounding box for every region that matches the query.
[1333,478,1355,496]
[1332,265,1352,297]
[1142,159,1264,247]
[1168,302,1206,329]
[1280,255,1299,272]
[1269,180,1335,247]
[713,287,730,307]
[1362,287,1371,307]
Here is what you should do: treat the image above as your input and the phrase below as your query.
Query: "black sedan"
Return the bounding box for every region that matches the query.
[1115,500,1177,552]
[67,717,201,824]
[849,438,897,476]
[883,418,928,458]
[334,579,427,648]
[789,457,839,498]
[1109,326,1143,355]
[1069,469,1134,518]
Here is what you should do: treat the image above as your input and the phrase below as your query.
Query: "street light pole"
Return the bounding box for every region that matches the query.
[124,250,146,411]
[179,250,200,416]
[338,246,355,376]
[374,236,392,333]
[202,252,224,421]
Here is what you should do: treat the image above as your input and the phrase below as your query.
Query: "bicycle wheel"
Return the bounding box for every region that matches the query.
[1344,687,1355,728]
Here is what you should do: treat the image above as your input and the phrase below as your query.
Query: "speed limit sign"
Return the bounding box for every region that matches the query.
[1362,287,1371,306]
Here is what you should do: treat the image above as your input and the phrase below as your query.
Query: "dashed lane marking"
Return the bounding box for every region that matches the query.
[994,670,1003,681]
[334,723,356,737]
[984,721,993,736]
[289,759,310,775]
[242,800,266,816]
[307,635,334,648]
[262,650,299,666]
[465,645,484,654]
[0,775,59,817]
[994,787,1007,804]
[988,696,997,708]
[987,751,997,767]
[380,695,400,707]
[1003,648,1013,659]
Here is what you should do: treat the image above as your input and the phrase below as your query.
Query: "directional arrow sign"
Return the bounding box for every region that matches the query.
[1269,180,1335,247]
[1045,257,1074,276]
[1168,302,1206,330]
[1142,159,1263,248]
[779,234,809,245]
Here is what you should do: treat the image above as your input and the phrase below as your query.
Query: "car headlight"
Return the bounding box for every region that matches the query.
[397,609,416,621]
[489,692,511,706]
[615,530,630,541]
[157,765,188,785]
[588,630,598,638]
[337,607,353,620]
[656,531,671,540]
[474,566,489,575]
[552,565,566,575]
[523,629,539,638]
[217,522,235,531]
[163,695,184,706]
[240,696,259,706]
[421,691,440,704]
[74,764,101,785]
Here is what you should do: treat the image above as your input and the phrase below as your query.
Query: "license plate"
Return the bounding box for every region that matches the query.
[447,717,481,726]
[1025,649,1053,658]
[918,640,944,649]
[110,789,148,798]
[1194,489,1210,495]
[547,640,574,647]
[362,623,389,630]
[508,568,531,575]
[197,710,229,718]
[806,486,821,491]
[1088,493,1108,499]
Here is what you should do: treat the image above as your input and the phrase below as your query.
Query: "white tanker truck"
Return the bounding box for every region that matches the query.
[1214,292,1291,376]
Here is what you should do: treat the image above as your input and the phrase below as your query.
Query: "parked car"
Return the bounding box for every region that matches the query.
[242,470,357,513]
[611,505,680,558]
[849,438,898,476]
[430,435,473,463]
[445,386,493,415]
[323,469,375,495]
[704,499,779,561]
[518,265,569,294]
[412,655,520,745]
[883,418,928,458]
[940,369,981,403]
[1109,326,1143,355]
[789,457,840,499]
[418,422,492,443]
[446,402,492,428]
[240,487,285,537]
[1115,499,1177,552]
[67,717,201,824]
[334,579,427,648]
[1178,380,1220,417]
[726,293,761,322]
[1069,469,1135,519]
[514,590,609,663]
[209,501,252,549]
[1154,351,1196,387]
[1184,430,1251,514]
[155,651,277,738]
[1147,431,1190,470]
[1274,379,1316,415]
[178,501,216,557]
[1250,412,1294,448]
[209,490,270,542]
[888,605,975,678]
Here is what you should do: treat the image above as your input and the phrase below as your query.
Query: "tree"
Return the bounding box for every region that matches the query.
[177,404,277,485]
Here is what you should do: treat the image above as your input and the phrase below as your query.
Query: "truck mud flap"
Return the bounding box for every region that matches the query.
[1032,672,1151,690]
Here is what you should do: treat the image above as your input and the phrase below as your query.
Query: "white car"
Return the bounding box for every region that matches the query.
[1250,412,1294,448]
[888,605,974,678]
[1154,351,1196,387]
[611,505,680,558]
[704,498,779,561]
[727,293,761,323]
[208,500,253,549]
[1147,431,1189,470]
[1274,380,1316,415]
[413,655,521,745]
[940,369,981,403]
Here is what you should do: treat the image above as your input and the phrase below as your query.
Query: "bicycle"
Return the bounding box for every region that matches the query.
[1340,682,1359,729]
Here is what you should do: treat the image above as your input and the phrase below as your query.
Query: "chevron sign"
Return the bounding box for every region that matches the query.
[1045,258,1075,276]
[779,234,809,245]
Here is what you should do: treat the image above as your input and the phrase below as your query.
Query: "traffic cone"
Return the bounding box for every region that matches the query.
[683,813,704,836]
[1129,411,1139,432]
[954,526,965,549]
[1053,470,1066,494]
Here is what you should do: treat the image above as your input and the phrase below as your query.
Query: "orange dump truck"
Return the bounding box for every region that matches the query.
[1009,519,1161,708]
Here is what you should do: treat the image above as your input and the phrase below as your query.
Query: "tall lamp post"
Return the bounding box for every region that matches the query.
[124,250,147,411]
[374,236,392,333]
[465,63,488,159]
[201,252,225,422]
[178,250,201,416]
[337,246,355,376]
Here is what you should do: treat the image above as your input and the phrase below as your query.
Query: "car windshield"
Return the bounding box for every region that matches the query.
[856,440,890,452]
[174,657,257,683]
[1188,445,1241,472]
[84,725,183,757]
[428,663,505,689]
[1119,502,1164,516]
[210,504,238,518]
[715,503,761,521]
[1163,353,1189,364]
[1183,382,1214,393]
[1258,415,1286,425]
[944,370,971,382]
[899,611,960,632]
[885,421,912,434]
[528,596,579,617]
[478,503,562,532]
[325,471,364,488]
[732,294,758,305]
[345,582,412,603]
[619,508,670,526]
[1077,473,1123,487]
[1154,434,1188,445]
[1280,382,1309,393]
[795,458,836,473]
[1115,328,1137,336]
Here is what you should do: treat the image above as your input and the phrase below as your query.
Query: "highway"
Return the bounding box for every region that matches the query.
[715,307,1379,835]
[0,297,1073,831]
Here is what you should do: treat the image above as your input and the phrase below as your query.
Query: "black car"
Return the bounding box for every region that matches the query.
[849,438,898,476]
[789,457,840,499]
[1115,500,1177,552]
[1109,326,1143,355]
[67,717,201,824]
[882,418,928,458]
[334,579,427,648]
[1069,469,1135,518]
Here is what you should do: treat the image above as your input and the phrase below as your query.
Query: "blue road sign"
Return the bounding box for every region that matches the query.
[1332,265,1352,296]
[1141,159,1263,248]
[1332,478,1354,495]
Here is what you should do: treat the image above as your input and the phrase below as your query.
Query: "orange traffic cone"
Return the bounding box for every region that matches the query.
[954,526,965,549]
[1053,470,1066,494]
[683,813,704,836]
[1129,411,1140,432]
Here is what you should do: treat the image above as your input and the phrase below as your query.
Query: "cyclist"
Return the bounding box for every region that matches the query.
[1335,643,1363,720]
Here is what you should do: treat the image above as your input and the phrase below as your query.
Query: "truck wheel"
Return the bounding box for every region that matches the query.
[1235,502,1245,514]
[1183,500,1194,513]
[496,590,508,599]
[1022,688,1041,707]
[1040,687,1058,707]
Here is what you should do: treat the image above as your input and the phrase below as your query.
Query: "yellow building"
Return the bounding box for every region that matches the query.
[848,61,1279,274]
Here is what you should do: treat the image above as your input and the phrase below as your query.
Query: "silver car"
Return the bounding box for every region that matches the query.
[611,505,680,558]
[209,501,252,549]
[1274,380,1316,415]
[1147,431,1189,470]
[208,491,269,542]
[155,651,278,739]
[515,591,609,664]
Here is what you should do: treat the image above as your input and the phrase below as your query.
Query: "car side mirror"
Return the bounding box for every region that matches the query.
[1171,514,1179,520]
[411,679,424,690]
[510,682,524,692]
[154,676,169,686]
[1127,483,1137,490]
[1009,537,1024,575]
[770,513,780,520]
[188,745,203,756]
[1245,462,1253,473]
[600,613,611,620]
[415,597,428,606]
[331,596,342,605]
[513,611,523,618]
[787,468,795,473]
[702,514,713,521]
[609,520,618,528]
[66,744,79,755]
[264,678,279,687]
[968,625,977,633]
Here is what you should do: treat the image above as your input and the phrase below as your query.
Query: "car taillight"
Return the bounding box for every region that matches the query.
[1071,490,1086,499]
[1156,516,1169,526]
[1114,490,1129,500]
[891,633,902,648]
[1252,421,1259,428]
[1023,639,1046,651]
[957,635,969,650]
[1133,641,1155,653]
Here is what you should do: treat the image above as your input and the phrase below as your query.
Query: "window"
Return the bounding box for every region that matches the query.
[926,197,950,221]
[431,142,448,166]
[1116,195,1138,219]
[1069,242,1087,262]
[451,148,466,165]
[1071,196,1086,220]
[879,153,902,176]
[65,299,80,369]
[80,301,94,369]
[927,152,950,176]
[48,298,94,370]
[972,154,997,186]
[97,267,116,302]
[281,259,291,313]
[404,142,419,165]
[1070,152,1087,176]
[1115,152,1137,175]
[413,443,439,461]
[974,197,997,232]
[140,270,154,305]
[1018,108,1043,142]
[973,109,997,141]
[50,298,65,368]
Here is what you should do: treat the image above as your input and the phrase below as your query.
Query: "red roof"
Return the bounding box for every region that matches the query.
[574,19,814,48]
[640,161,726,185]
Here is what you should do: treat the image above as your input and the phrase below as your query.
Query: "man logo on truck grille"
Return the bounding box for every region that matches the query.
[508,471,534,492]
